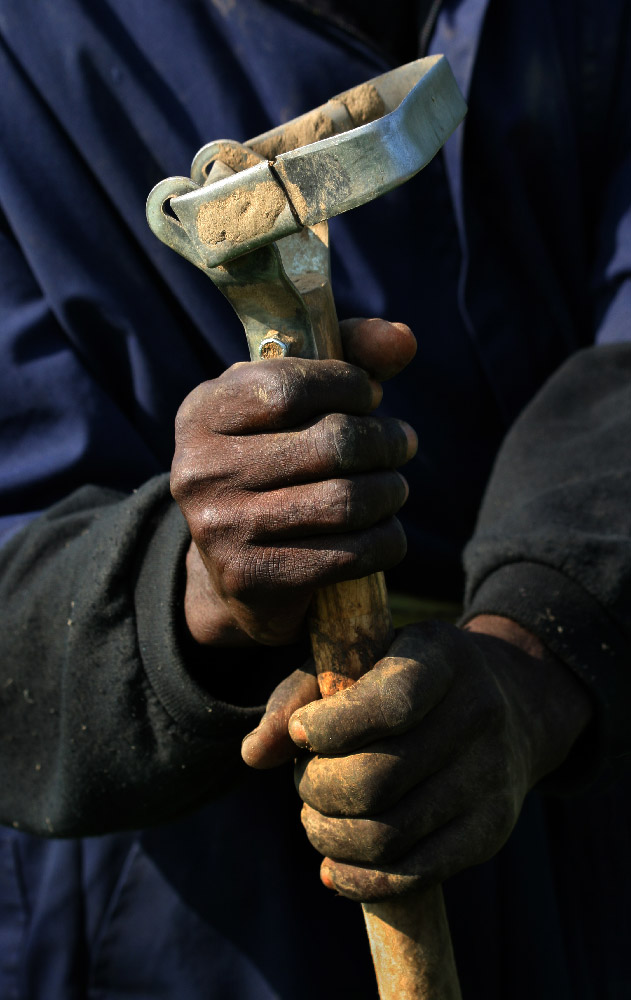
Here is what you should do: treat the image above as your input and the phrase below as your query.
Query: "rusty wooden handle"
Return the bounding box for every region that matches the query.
[363,883,461,1000]
[309,574,462,1000]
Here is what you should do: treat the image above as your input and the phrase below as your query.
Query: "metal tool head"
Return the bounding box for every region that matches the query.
[147,56,466,363]
[147,55,466,270]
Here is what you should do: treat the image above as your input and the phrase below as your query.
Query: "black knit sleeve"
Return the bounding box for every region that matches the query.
[462,344,631,783]
[0,474,302,836]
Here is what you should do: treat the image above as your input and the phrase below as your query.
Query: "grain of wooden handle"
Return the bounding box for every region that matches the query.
[363,885,461,999]
[309,573,462,1000]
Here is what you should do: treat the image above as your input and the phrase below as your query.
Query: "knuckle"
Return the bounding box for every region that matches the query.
[255,360,312,423]
[171,442,247,519]
[195,499,240,547]
[324,544,366,581]
[259,363,295,418]
[183,361,311,433]
[373,660,423,730]
[302,807,400,866]
[344,759,394,816]
[219,544,265,598]
[173,381,214,440]
[318,412,358,470]
[353,821,402,864]
[178,471,246,538]
[218,542,312,597]
[170,455,213,511]
[309,413,406,478]
[322,479,360,529]
[321,474,406,531]
[169,457,190,505]
[194,517,275,597]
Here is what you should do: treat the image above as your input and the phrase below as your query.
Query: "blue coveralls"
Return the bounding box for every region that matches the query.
[0,0,629,996]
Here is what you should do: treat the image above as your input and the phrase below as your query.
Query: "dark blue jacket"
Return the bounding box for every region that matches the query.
[0,1,629,997]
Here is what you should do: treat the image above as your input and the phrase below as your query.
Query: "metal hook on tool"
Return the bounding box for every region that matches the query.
[146,176,207,271]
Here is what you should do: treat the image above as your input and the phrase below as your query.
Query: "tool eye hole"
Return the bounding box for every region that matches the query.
[162,197,179,221]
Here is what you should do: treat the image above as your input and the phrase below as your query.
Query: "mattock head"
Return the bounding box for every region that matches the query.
[146,55,466,361]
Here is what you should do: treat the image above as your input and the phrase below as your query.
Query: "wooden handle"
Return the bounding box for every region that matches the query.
[309,574,462,1000]
[363,884,461,999]
[309,573,393,694]
[240,219,461,997]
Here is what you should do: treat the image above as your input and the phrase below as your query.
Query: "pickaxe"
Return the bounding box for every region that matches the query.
[147,55,466,1000]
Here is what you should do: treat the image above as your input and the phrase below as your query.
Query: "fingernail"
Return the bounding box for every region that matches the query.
[369,379,383,409]
[398,473,410,503]
[288,716,309,748]
[320,864,336,891]
[399,421,418,460]
[240,729,259,763]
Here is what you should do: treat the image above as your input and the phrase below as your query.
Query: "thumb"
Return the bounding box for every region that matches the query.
[241,662,320,769]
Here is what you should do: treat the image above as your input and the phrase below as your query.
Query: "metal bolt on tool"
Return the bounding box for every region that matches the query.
[258,335,290,359]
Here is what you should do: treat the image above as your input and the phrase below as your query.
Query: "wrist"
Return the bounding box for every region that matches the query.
[464,614,593,787]
[464,613,550,659]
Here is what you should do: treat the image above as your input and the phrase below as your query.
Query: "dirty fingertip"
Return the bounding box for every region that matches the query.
[390,321,417,356]
[240,728,261,766]
[288,714,310,749]
[397,472,410,503]
[320,861,337,892]
[368,378,383,409]
[399,421,418,460]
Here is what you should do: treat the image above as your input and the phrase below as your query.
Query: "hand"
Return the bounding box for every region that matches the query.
[242,616,593,901]
[171,319,417,646]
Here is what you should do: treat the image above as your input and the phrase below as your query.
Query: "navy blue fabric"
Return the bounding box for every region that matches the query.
[0,0,630,997]
[2,0,628,594]
[2,777,630,999]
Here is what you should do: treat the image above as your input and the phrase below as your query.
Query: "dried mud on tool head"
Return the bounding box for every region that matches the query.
[249,81,386,160]
[196,181,288,248]
[158,55,467,268]
[254,109,340,159]
[337,81,385,126]
[252,81,385,159]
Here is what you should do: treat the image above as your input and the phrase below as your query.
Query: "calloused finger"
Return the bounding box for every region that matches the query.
[318,800,515,903]
[294,691,484,816]
[176,358,381,438]
[298,738,502,863]
[215,472,409,542]
[289,622,477,754]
